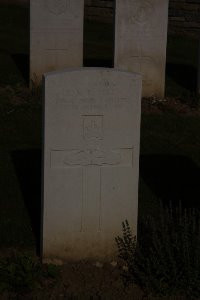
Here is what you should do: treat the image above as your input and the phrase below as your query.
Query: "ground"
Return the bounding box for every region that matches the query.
[0,89,195,300]
[0,256,143,299]
[142,96,200,116]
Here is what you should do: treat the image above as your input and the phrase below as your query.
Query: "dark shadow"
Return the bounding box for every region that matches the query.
[11,149,41,255]
[166,63,197,91]
[83,59,113,67]
[140,154,200,210]
[83,4,115,68]
[11,54,29,85]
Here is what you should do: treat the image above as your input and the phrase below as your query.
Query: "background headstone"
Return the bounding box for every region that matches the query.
[30,0,84,85]
[42,68,142,263]
[115,0,169,97]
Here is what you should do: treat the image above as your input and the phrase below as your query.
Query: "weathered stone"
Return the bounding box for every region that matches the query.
[114,0,169,97]
[42,68,142,263]
[30,0,84,85]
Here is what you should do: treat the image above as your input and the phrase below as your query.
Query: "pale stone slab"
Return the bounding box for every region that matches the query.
[30,0,84,85]
[42,68,142,263]
[114,0,169,97]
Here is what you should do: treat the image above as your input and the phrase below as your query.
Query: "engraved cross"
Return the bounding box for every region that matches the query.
[51,115,133,232]
[130,43,152,85]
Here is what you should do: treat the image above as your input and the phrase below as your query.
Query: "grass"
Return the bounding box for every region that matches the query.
[116,203,200,298]
[0,2,200,298]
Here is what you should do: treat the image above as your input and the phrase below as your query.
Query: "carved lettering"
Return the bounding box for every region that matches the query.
[45,0,69,15]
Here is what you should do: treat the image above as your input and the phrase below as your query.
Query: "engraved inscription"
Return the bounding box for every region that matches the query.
[58,97,129,110]
[57,83,131,110]
[45,0,69,15]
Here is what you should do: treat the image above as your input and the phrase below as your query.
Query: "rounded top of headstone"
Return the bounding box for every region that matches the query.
[43,67,142,80]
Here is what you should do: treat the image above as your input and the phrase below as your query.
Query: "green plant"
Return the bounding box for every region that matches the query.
[0,252,42,292]
[116,202,200,299]
[0,251,61,294]
[43,263,61,279]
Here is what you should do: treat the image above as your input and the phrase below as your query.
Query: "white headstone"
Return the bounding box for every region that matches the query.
[42,68,142,263]
[30,0,84,85]
[115,0,169,97]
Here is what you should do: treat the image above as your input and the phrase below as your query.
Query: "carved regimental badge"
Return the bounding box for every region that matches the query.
[83,115,103,144]
[45,0,69,15]
[132,0,154,25]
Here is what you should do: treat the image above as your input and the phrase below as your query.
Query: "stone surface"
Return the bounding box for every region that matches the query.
[42,68,142,262]
[114,0,169,97]
[30,0,84,85]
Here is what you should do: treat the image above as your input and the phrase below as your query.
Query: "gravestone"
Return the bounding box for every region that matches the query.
[30,0,84,85]
[42,68,142,263]
[115,0,169,97]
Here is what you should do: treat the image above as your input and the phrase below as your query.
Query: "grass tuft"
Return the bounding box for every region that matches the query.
[0,252,42,292]
[0,251,60,293]
[116,201,200,299]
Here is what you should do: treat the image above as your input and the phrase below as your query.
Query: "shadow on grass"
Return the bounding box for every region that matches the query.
[166,63,197,91]
[140,154,200,210]
[83,59,113,67]
[11,149,41,255]
[11,53,29,85]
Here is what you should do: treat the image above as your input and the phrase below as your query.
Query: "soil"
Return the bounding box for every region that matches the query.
[142,96,200,116]
[1,260,144,300]
[42,261,143,300]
